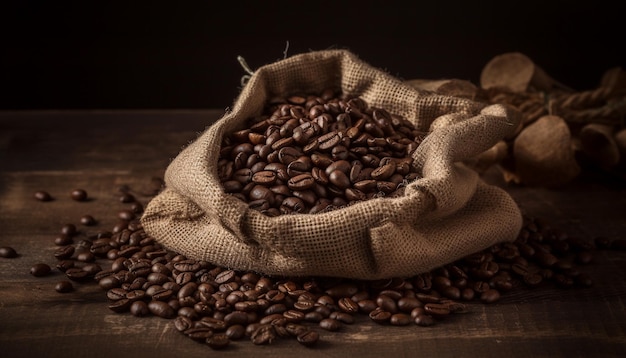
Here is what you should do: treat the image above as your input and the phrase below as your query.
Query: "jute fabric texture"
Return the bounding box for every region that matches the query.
[141,50,522,279]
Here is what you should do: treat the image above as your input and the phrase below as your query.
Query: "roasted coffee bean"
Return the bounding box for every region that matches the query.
[206,333,230,350]
[80,215,97,226]
[297,329,319,346]
[55,280,74,293]
[480,289,501,303]
[390,313,412,326]
[414,314,435,327]
[60,223,77,236]
[34,190,53,201]
[368,308,392,324]
[224,324,246,340]
[319,318,342,331]
[108,298,132,313]
[56,260,74,272]
[424,303,450,316]
[329,311,354,324]
[287,173,315,191]
[251,324,276,345]
[30,263,51,277]
[397,297,423,312]
[130,301,150,317]
[71,189,88,201]
[376,294,398,313]
[148,300,176,318]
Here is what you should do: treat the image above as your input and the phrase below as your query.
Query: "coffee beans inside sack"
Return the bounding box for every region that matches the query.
[218,89,427,216]
[142,49,523,279]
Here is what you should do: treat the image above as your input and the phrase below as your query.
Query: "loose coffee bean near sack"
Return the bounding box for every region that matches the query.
[141,49,523,279]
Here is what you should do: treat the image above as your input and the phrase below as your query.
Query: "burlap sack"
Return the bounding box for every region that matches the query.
[141,49,522,280]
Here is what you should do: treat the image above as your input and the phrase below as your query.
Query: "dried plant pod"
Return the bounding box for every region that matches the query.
[466,140,508,173]
[613,128,626,167]
[600,67,626,95]
[480,52,572,93]
[579,124,620,169]
[405,78,479,100]
[513,115,580,187]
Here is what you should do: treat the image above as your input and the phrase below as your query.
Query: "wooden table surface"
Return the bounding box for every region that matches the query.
[1,110,625,358]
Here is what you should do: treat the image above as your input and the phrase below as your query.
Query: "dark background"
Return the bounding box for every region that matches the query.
[1,1,624,110]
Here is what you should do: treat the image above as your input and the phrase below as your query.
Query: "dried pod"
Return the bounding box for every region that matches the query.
[579,124,620,169]
[405,78,479,100]
[480,52,572,93]
[512,115,580,186]
[467,140,508,173]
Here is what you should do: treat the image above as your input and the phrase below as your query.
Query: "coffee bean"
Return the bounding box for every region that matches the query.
[0,246,18,258]
[287,173,315,191]
[297,329,319,346]
[34,190,53,201]
[54,245,75,260]
[55,280,74,293]
[480,289,501,303]
[71,189,88,201]
[390,313,412,326]
[368,308,392,324]
[30,263,51,277]
[129,301,150,317]
[80,215,97,226]
[250,324,276,345]
[319,318,342,331]
[206,333,230,350]
[61,223,77,236]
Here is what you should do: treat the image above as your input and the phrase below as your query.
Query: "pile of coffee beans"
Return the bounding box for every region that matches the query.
[19,177,624,351]
[218,89,428,215]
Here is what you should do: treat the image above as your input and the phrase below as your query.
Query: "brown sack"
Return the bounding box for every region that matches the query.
[141,49,522,280]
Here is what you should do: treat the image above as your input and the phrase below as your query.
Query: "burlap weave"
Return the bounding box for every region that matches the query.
[141,49,523,280]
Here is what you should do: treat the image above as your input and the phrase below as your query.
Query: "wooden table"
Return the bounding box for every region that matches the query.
[1,110,625,358]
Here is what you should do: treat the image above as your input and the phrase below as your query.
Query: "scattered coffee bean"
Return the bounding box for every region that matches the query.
[130,301,150,317]
[30,263,51,277]
[119,193,136,203]
[296,329,319,346]
[55,280,74,293]
[60,223,77,236]
[80,215,97,226]
[0,246,18,258]
[34,190,53,201]
[54,234,73,246]
[71,189,88,201]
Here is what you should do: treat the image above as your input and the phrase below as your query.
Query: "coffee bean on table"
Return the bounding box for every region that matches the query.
[60,223,77,236]
[54,234,73,246]
[80,215,97,226]
[119,193,136,203]
[30,263,51,277]
[71,189,88,201]
[296,329,319,346]
[0,246,18,258]
[55,280,74,293]
[130,301,150,317]
[34,190,53,201]
[206,333,230,350]
[148,300,176,318]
